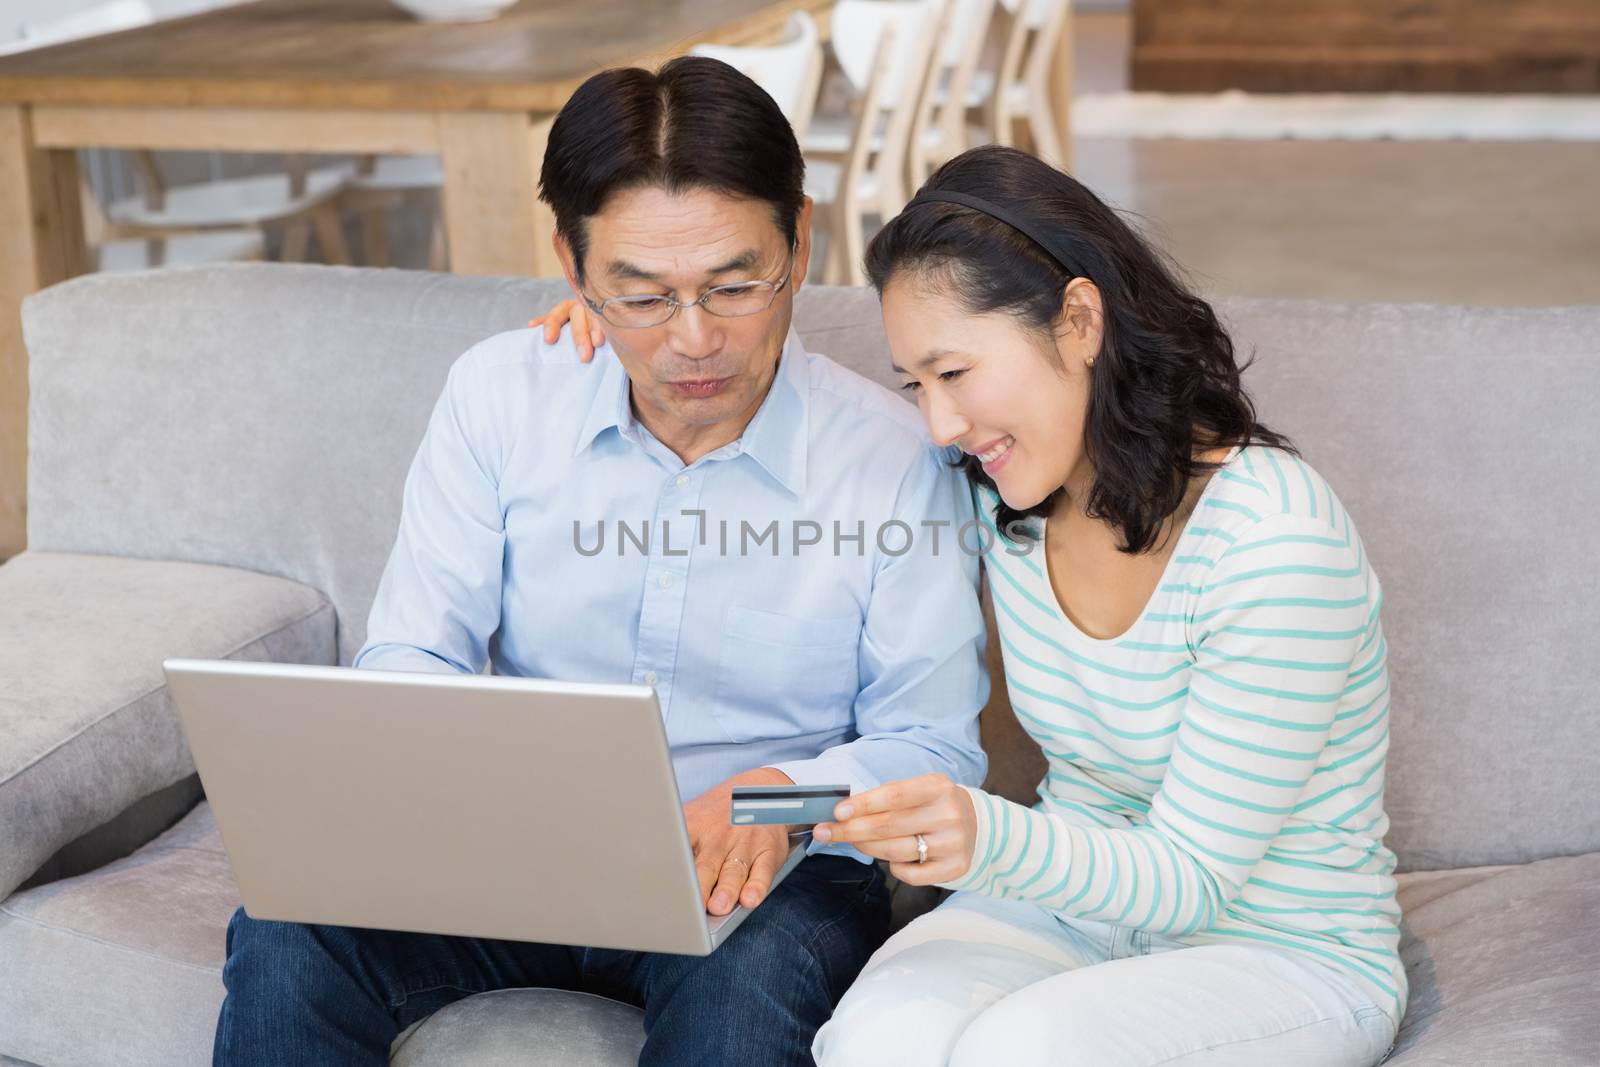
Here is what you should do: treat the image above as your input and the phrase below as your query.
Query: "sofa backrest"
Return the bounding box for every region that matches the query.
[23,264,1600,872]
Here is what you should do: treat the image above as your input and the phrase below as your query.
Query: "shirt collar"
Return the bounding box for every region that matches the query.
[573,345,634,457]
[572,329,811,497]
[737,328,809,496]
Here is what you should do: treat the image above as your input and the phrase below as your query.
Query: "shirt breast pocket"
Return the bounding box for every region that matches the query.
[710,605,860,744]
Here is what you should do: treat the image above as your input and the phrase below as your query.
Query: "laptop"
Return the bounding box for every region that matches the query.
[162,659,808,956]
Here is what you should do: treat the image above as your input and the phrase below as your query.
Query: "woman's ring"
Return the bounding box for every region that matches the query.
[915,834,929,864]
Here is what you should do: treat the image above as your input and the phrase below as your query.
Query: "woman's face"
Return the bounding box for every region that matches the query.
[882,272,1100,511]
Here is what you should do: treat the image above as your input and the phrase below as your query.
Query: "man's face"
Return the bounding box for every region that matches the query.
[558,186,812,461]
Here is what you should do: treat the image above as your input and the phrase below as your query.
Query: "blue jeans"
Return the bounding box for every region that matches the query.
[214,854,890,1066]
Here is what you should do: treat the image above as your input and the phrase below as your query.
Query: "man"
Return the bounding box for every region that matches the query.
[213,57,987,1066]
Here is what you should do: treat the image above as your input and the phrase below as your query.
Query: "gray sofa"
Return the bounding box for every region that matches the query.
[2,263,1595,1066]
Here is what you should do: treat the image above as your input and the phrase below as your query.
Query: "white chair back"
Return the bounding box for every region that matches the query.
[806,0,942,284]
[940,0,998,64]
[985,0,1069,165]
[829,0,942,110]
[914,0,997,179]
[690,12,824,138]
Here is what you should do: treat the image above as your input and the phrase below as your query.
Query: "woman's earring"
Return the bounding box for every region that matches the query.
[1085,356,1096,368]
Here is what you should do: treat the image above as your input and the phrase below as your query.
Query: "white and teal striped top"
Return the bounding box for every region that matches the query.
[942,444,1405,1023]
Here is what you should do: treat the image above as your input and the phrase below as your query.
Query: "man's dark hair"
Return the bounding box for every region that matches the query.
[539,56,805,281]
[867,145,1296,555]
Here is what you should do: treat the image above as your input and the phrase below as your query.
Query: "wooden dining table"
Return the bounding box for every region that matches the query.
[0,0,834,559]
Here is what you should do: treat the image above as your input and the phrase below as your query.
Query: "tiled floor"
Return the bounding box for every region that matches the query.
[1067,11,1600,307]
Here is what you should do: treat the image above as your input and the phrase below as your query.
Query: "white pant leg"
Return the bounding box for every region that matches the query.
[813,892,1105,1067]
[949,941,1397,1067]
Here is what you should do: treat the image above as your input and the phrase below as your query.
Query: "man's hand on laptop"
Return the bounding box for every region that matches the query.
[684,767,796,917]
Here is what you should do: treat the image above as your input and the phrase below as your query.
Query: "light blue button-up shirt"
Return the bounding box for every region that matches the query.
[356,326,988,855]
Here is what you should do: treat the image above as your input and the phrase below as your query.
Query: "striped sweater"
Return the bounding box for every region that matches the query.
[942,445,1406,1022]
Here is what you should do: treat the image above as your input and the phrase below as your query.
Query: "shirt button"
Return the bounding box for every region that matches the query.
[643,671,659,686]
[658,573,674,590]
[674,474,690,489]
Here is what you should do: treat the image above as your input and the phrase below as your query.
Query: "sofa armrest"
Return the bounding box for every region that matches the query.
[0,551,336,899]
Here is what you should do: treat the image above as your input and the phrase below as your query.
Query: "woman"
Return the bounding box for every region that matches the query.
[534,145,1402,1066]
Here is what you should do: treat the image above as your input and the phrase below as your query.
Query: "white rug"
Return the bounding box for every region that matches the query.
[1072,90,1600,142]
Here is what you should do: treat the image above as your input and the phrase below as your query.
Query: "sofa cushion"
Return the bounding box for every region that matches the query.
[0,551,336,899]
[19,773,203,891]
[1388,852,1600,1064]
[0,802,234,1066]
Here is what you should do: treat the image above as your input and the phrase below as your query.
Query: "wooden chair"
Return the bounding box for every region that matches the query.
[341,155,449,270]
[909,0,1000,183]
[803,0,944,285]
[78,180,266,273]
[15,0,354,266]
[967,0,1072,168]
[108,152,353,265]
[9,0,324,269]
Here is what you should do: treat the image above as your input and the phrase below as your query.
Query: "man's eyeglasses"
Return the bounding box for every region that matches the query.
[581,255,795,330]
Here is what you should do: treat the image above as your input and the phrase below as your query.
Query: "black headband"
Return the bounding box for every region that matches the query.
[904,190,1082,278]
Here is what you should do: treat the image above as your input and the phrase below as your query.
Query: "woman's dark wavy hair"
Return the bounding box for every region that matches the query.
[866,146,1295,555]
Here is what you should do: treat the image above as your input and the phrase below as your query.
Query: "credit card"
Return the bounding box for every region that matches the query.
[730,784,851,826]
